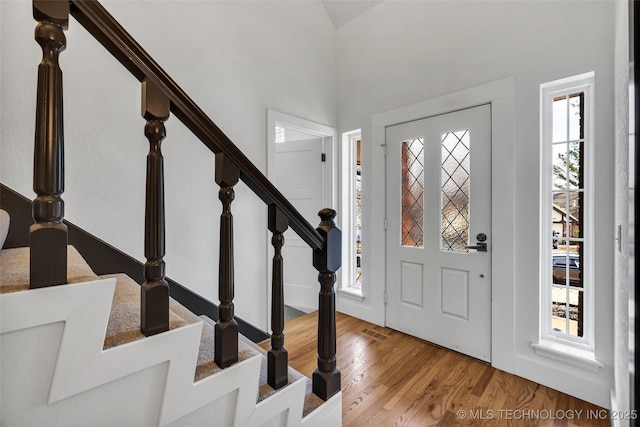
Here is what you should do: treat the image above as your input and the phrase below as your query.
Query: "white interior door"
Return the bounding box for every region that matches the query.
[385,105,492,362]
[275,138,324,312]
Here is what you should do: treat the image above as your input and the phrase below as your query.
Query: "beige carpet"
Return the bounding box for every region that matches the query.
[101,273,197,349]
[0,246,97,293]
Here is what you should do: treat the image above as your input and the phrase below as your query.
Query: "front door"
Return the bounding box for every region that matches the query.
[385,105,492,362]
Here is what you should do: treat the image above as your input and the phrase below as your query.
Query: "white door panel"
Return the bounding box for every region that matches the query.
[385,105,492,361]
[275,138,324,312]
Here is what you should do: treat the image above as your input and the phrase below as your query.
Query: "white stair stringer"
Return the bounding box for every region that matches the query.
[162,354,261,426]
[301,392,342,427]
[0,278,260,426]
[246,376,307,427]
[0,277,340,426]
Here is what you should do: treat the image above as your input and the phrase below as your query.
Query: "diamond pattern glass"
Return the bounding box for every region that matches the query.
[441,130,470,252]
[401,138,424,247]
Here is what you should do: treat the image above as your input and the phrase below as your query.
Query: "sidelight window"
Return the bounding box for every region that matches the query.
[341,130,363,294]
[540,73,594,350]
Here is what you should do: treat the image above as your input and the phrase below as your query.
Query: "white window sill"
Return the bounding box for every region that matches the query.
[531,341,604,372]
[338,286,364,301]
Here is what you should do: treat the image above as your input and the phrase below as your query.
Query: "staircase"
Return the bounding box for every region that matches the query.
[0,0,342,425]
[0,245,341,426]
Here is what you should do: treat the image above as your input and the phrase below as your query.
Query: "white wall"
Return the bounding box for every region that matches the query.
[613,0,631,421]
[0,0,337,330]
[335,1,616,408]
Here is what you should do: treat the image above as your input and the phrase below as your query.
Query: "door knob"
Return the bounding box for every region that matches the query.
[465,243,487,252]
[465,234,488,252]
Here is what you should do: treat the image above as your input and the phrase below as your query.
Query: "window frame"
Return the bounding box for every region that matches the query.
[340,129,364,298]
[539,72,595,352]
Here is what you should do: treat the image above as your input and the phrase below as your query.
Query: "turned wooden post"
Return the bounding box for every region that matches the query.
[30,0,69,289]
[215,153,239,368]
[312,208,341,400]
[140,79,170,336]
[268,204,289,389]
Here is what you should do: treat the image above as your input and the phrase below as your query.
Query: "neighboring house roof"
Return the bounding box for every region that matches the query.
[552,192,580,224]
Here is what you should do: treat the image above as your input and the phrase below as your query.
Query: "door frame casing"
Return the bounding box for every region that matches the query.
[369,78,515,372]
[267,110,337,210]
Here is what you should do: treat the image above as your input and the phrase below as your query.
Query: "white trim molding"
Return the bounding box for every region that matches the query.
[531,341,604,373]
[538,72,596,353]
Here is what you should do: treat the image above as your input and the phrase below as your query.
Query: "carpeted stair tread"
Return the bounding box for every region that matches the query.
[242,336,305,403]
[102,273,197,349]
[193,317,220,381]
[0,246,98,294]
[227,321,325,416]
[254,338,326,417]
[194,315,262,382]
[256,360,324,416]
[302,379,326,417]
[252,342,325,416]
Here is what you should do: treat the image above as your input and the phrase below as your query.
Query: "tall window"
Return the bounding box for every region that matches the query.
[355,138,362,286]
[540,73,594,350]
[341,130,363,295]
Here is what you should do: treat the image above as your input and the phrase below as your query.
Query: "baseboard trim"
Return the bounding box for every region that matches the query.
[0,183,269,343]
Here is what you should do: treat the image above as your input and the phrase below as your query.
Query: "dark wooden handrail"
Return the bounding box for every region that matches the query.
[68,0,323,251]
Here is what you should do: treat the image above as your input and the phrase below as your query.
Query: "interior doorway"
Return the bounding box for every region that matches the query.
[266,110,336,324]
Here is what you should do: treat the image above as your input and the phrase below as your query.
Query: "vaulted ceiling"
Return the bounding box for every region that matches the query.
[321,0,382,29]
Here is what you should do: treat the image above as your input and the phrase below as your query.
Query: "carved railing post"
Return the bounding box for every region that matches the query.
[215,153,240,368]
[141,79,170,336]
[268,204,289,389]
[30,0,69,288]
[312,208,341,400]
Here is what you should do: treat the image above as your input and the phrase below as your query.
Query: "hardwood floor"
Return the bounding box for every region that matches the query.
[260,312,609,426]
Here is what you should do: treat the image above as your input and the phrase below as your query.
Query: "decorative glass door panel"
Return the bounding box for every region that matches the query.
[401,138,425,248]
[441,130,471,252]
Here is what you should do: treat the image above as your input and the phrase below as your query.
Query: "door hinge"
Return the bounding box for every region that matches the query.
[321,153,326,162]
[383,218,388,230]
[384,291,388,304]
[381,143,387,157]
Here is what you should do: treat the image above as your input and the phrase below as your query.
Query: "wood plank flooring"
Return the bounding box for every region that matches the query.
[260,312,609,426]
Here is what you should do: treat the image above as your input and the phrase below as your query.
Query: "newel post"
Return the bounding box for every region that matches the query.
[30,0,69,288]
[215,153,239,368]
[268,204,289,389]
[312,208,341,400]
[141,79,170,336]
